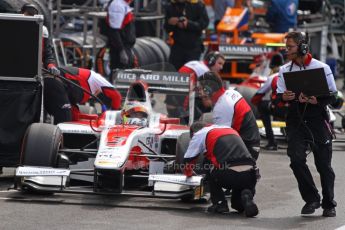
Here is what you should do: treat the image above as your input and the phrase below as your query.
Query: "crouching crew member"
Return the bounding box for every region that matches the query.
[184,121,259,217]
[277,31,337,217]
[44,66,122,124]
[198,72,260,160]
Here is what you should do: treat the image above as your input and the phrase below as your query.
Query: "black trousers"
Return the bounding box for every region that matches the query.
[169,44,202,70]
[209,168,256,208]
[258,101,276,145]
[109,46,135,80]
[286,118,336,209]
[44,77,72,124]
[244,141,260,161]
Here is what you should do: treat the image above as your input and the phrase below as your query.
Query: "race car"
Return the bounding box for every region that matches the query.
[15,69,204,200]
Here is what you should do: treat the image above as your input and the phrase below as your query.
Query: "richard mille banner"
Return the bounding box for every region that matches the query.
[219,44,274,56]
[113,70,190,87]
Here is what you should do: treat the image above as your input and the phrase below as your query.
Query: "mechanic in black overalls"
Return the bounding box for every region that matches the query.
[276,31,337,217]
[21,3,60,76]
[106,0,136,79]
[183,121,259,217]
[164,0,209,70]
[21,4,71,123]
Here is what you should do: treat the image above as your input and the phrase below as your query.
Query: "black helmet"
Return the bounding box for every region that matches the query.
[21,3,39,16]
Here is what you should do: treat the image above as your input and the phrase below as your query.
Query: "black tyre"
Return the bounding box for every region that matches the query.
[175,132,205,174]
[141,37,165,64]
[0,0,29,13]
[21,123,62,167]
[145,37,170,62]
[135,38,158,67]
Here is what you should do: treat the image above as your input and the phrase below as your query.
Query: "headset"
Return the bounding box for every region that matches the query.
[297,32,309,56]
[198,72,223,96]
[204,51,223,67]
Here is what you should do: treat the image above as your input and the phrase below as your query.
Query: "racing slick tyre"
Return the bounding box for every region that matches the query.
[0,0,29,13]
[175,132,206,175]
[145,37,170,62]
[134,38,156,67]
[21,123,62,167]
[141,37,165,64]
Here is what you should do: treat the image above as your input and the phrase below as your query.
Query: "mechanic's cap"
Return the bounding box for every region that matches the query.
[122,101,148,118]
[198,71,223,96]
[190,121,207,138]
[269,52,284,69]
[21,3,39,16]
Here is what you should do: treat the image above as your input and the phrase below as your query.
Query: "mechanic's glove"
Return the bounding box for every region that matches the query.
[184,163,194,177]
[119,49,129,65]
[48,66,60,76]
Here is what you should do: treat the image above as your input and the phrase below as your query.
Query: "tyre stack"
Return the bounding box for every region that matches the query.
[133,36,170,68]
[96,36,171,76]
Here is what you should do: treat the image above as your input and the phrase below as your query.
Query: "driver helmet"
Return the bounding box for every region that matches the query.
[122,101,149,126]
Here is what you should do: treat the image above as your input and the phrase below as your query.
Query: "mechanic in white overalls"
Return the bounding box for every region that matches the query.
[106,0,136,77]
[198,72,261,160]
[183,121,258,217]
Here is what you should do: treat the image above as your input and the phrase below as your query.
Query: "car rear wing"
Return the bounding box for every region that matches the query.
[112,69,191,95]
[113,69,196,124]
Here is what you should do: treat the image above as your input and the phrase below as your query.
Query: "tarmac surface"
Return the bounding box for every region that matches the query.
[1,133,345,230]
[0,79,344,230]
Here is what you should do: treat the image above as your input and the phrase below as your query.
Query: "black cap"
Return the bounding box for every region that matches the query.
[269,52,284,69]
[21,3,39,16]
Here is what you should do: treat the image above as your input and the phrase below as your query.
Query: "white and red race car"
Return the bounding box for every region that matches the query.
[15,69,204,200]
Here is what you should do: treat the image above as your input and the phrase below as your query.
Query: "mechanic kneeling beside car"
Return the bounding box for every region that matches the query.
[183,121,259,217]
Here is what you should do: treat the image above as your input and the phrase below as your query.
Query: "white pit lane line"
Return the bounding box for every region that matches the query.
[335,226,345,230]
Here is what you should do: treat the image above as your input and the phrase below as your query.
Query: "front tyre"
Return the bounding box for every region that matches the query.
[21,123,62,167]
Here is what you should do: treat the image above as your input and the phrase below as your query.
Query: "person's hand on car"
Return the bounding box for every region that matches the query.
[48,66,60,76]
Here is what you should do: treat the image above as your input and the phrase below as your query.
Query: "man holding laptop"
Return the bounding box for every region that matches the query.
[276,31,337,217]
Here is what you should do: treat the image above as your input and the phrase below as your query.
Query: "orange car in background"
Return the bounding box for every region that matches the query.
[205,6,286,81]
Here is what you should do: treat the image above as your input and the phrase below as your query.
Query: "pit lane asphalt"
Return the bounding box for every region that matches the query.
[1,134,345,230]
